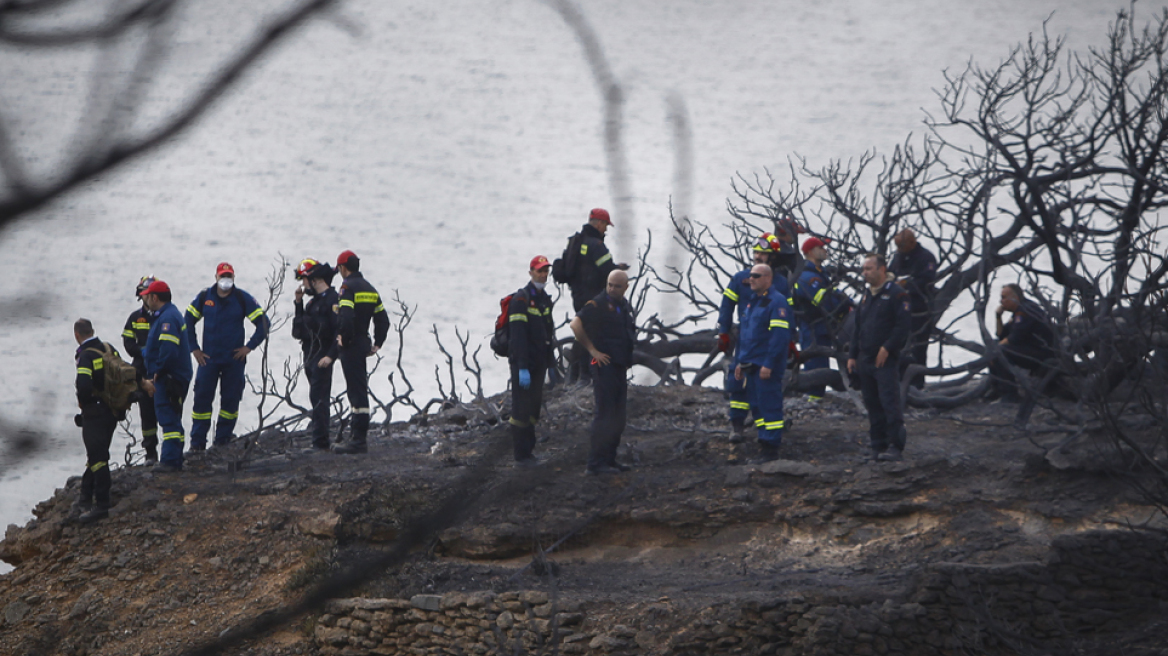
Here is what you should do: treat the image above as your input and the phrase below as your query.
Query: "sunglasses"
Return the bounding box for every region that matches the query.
[749,273,766,279]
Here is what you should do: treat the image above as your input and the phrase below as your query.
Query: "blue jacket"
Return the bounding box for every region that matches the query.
[145,302,193,383]
[718,269,792,334]
[185,286,269,361]
[735,286,792,372]
[795,261,845,336]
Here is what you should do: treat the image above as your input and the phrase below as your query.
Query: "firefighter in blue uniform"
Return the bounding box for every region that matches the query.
[795,236,848,401]
[888,228,938,389]
[717,232,791,437]
[185,262,269,452]
[122,275,159,463]
[507,255,557,465]
[733,264,792,463]
[292,258,340,451]
[990,283,1056,402]
[140,280,193,472]
[73,318,122,523]
[333,250,391,454]
[848,254,911,462]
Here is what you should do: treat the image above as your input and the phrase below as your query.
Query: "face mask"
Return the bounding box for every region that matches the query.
[531,281,547,291]
[217,277,234,292]
[304,283,318,296]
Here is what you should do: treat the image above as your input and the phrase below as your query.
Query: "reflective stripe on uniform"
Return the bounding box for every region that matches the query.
[187,305,202,319]
[353,407,370,415]
[163,431,185,442]
[191,411,213,421]
[595,252,612,266]
[92,358,103,370]
[339,299,355,309]
[723,288,740,302]
[527,306,542,315]
[354,292,379,304]
[133,321,151,330]
[729,401,750,410]
[754,418,765,427]
[509,314,528,323]
[218,409,239,420]
[160,334,180,344]
[763,420,785,430]
[247,307,265,321]
[813,288,827,306]
[77,367,93,376]
[122,329,135,338]
[89,461,108,472]
[769,319,790,330]
[142,428,158,437]
[375,304,386,313]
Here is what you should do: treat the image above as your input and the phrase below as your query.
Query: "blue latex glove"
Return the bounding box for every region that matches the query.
[518,369,532,389]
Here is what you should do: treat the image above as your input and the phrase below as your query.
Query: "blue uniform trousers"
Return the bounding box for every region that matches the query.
[724,366,750,422]
[746,368,785,447]
[190,358,245,448]
[798,320,832,399]
[154,377,187,468]
[857,357,906,453]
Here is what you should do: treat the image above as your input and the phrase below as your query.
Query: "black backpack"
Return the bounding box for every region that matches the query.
[551,232,584,285]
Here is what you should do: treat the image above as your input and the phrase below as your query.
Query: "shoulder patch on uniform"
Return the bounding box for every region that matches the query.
[205,299,215,307]
[162,323,170,331]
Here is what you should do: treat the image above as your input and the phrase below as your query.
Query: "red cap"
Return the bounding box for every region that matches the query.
[139,280,171,296]
[216,262,234,277]
[589,208,612,225]
[801,236,831,255]
[337,250,359,268]
[529,255,551,271]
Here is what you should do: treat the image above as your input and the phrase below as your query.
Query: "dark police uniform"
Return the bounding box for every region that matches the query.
[75,337,121,513]
[576,291,636,471]
[337,271,391,448]
[122,306,158,461]
[850,280,911,456]
[889,244,938,388]
[507,283,556,461]
[794,261,847,399]
[144,302,193,469]
[735,286,792,449]
[718,270,793,427]
[292,285,340,449]
[992,299,1056,398]
[566,223,618,383]
[185,286,269,448]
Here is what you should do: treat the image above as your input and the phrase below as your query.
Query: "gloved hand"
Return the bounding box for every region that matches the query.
[518,369,531,389]
[717,333,731,353]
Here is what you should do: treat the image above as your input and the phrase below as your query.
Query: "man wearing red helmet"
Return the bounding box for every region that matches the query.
[122,275,160,463]
[506,256,557,465]
[292,258,340,451]
[332,250,390,454]
[139,280,193,472]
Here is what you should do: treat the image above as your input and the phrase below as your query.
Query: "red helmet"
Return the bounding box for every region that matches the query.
[752,232,781,253]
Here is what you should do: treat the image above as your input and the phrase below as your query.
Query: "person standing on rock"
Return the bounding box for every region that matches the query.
[570,269,636,475]
[185,262,270,453]
[733,264,792,463]
[139,280,193,473]
[795,236,848,402]
[333,250,390,455]
[847,254,911,462]
[559,208,627,384]
[73,318,123,523]
[292,258,340,452]
[506,255,557,466]
[716,232,788,439]
[888,228,938,389]
[122,275,160,464]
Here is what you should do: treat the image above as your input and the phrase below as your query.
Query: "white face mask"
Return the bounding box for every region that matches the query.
[531,281,547,291]
[217,277,235,292]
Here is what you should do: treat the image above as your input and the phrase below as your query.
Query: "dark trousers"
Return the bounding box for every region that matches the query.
[509,364,546,460]
[137,388,158,456]
[80,404,117,508]
[190,358,246,447]
[857,356,906,453]
[154,376,187,468]
[904,314,930,389]
[798,322,833,398]
[340,345,370,444]
[588,363,628,469]
[567,341,593,384]
[988,344,1050,397]
[724,366,749,422]
[304,357,334,448]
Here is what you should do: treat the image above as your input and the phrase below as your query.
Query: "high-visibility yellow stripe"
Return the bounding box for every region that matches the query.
[191,412,213,421]
[354,292,379,304]
[729,401,750,410]
[353,407,370,415]
[595,253,612,266]
[754,418,765,427]
[807,395,823,402]
[133,322,151,330]
[723,288,740,302]
[247,308,265,321]
[527,307,542,315]
[162,432,184,442]
[122,329,135,338]
[763,420,785,430]
[339,299,355,309]
[187,305,202,319]
[375,304,386,313]
[218,410,238,420]
[579,244,589,255]
[142,428,158,437]
[89,461,108,472]
[77,367,93,376]
[813,288,827,306]
[509,314,528,323]
[787,297,794,306]
[160,334,180,344]
[769,320,790,329]
[92,358,103,370]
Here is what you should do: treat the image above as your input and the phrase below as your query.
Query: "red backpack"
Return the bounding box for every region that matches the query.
[489,290,528,357]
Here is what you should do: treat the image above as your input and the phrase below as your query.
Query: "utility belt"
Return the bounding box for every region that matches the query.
[738,363,759,376]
